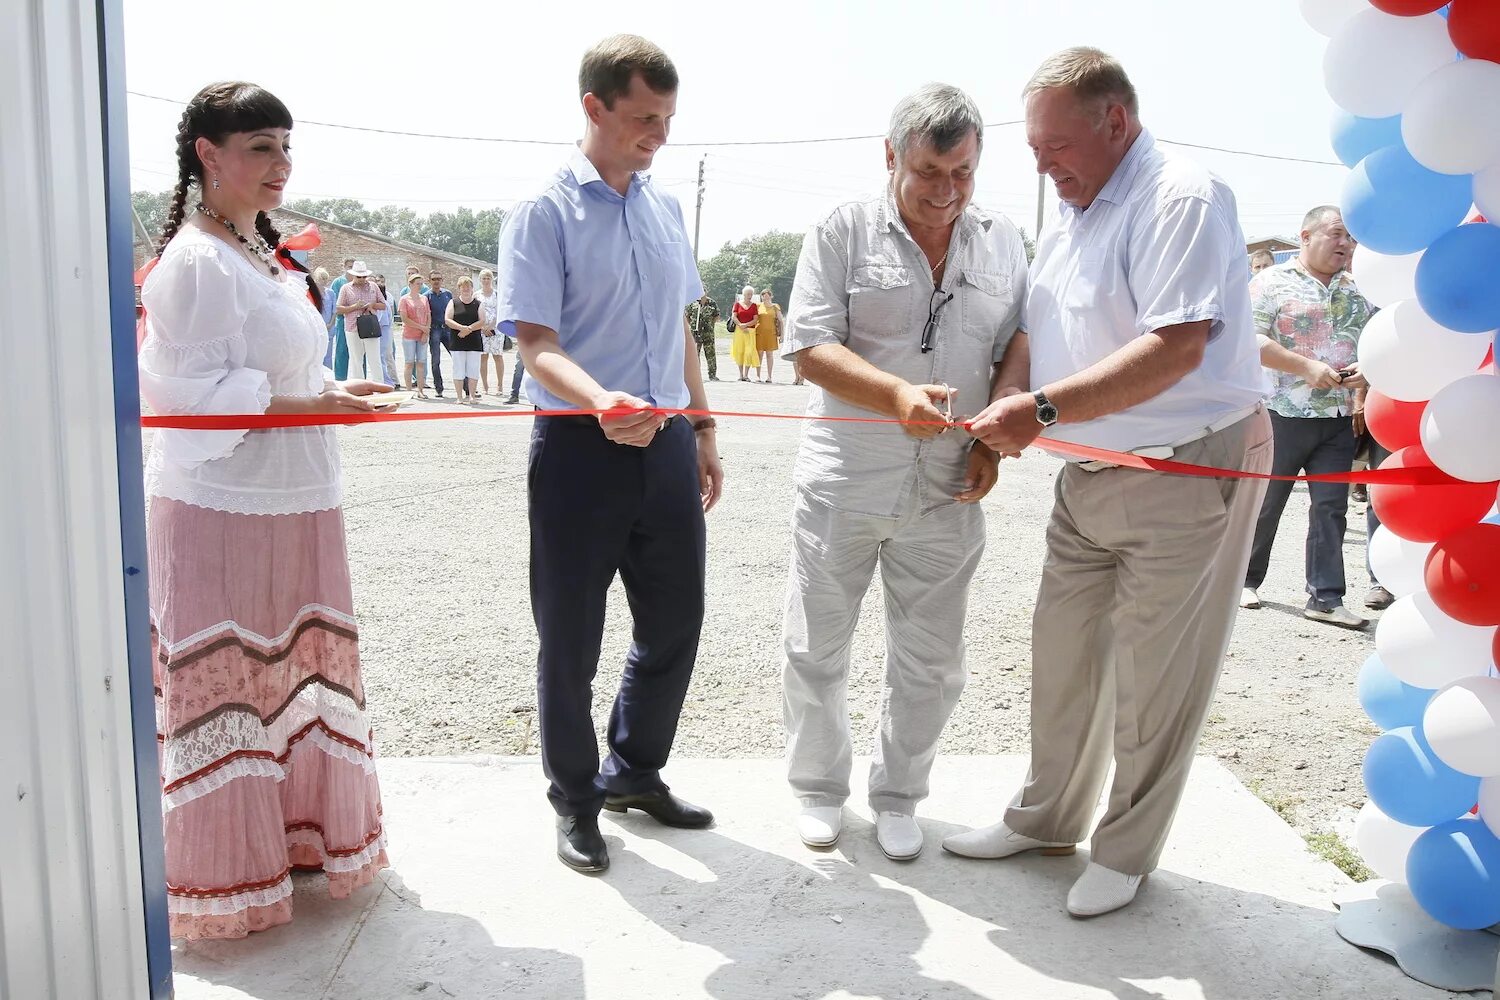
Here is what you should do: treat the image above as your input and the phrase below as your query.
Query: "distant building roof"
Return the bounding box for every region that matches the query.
[274,207,492,270]
[1246,235,1299,253]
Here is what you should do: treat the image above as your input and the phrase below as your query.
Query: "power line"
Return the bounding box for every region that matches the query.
[126,91,1014,148]
[127,163,692,204]
[127,90,1344,165]
[1156,138,1340,167]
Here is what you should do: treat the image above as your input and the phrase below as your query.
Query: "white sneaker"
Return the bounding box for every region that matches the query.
[796,806,842,848]
[1239,587,1261,609]
[1066,862,1144,917]
[941,821,1076,860]
[875,812,923,860]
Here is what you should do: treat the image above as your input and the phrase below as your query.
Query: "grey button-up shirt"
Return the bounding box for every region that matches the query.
[784,192,1028,518]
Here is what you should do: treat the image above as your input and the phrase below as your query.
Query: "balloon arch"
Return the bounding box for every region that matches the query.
[1303,0,1500,937]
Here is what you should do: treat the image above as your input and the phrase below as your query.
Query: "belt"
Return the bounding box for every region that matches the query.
[1074,402,1264,473]
[536,408,680,432]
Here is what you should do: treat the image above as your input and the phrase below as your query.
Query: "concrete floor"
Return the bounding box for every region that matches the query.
[171,756,1474,1000]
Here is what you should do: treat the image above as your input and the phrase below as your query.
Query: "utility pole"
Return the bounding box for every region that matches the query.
[1035,174,1045,240]
[692,154,706,263]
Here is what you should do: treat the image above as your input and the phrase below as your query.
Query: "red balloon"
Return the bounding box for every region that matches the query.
[1449,0,1500,61]
[1370,445,1500,543]
[1493,625,1500,670]
[1370,0,1448,11]
[1425,523,1500,626]
[1366,391,1427,452]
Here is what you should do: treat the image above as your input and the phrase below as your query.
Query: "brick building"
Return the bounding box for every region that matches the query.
[132,207,493,291]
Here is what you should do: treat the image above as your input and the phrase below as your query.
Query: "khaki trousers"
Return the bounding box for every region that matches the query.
[1004,408,1273,875]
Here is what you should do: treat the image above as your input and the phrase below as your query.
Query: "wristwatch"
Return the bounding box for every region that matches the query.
[692,417,718,433]
[1033,390,1059,427]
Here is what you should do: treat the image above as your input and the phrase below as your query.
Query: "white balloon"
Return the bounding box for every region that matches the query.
[1375,592,1498,689]
[1324,10,1457,118]
[1355,800,1426,884]
[1477,165,1500,225]
[1358,299,1495,401]
[1368,526,1436,598]
[1420,373,1500,483]
[1352,245,1424,308]
[1481,777,1500,839]
[1402,59,1500,175]
[1423,676,1500,777]
[1301,0,1371,37]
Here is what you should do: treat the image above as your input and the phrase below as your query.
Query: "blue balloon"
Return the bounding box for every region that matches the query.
[1357,654,1434,730]
[1407,817,1500,930]
[1342,146,1474,255]
[1416,223,1500,334]
[1363,725,1480,828]
[1331,113,1404,169]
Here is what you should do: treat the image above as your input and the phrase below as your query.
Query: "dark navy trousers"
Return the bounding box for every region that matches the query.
[527,414,706,816]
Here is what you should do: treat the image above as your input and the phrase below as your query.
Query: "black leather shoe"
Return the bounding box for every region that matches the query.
[556,815,609,873]
[603,790,714,828]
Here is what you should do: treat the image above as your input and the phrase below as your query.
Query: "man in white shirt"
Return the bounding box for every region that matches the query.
[944,48,1271,918]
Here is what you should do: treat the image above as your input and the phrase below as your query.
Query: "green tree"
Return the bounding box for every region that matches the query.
[284,197,373,230]
[698,243,749,313]
[415,206,506,261]
[1018,226,1037,263]
[366,204,424,243]
[698,229,803,311]
[131,189,172,246]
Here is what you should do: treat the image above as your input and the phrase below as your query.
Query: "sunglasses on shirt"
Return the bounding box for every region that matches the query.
[921,288,955,353]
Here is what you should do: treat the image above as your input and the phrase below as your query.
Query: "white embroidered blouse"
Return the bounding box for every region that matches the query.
[138,227,341,515]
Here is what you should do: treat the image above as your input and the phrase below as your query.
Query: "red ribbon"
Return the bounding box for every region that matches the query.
[139,406,1479,486]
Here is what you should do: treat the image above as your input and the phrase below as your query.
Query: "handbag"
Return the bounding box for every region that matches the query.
[726,315,738,333]
[355,312,381,339]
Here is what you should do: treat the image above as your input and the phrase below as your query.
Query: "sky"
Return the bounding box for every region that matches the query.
[124,0,1347,259]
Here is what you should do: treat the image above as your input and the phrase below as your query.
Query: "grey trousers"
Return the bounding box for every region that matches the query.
[1005,409,1273,875]
[782,486,985,815]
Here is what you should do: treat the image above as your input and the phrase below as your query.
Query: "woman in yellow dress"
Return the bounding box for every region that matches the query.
[730,284,761,382]
[756,288,783,384]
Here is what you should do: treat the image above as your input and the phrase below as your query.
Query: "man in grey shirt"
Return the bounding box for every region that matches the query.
[780,84,1028,861]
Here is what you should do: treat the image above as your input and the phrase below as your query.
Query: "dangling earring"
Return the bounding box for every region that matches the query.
[212,176,220,190]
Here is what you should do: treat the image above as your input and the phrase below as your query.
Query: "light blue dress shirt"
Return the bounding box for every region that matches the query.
[496,146,704,411]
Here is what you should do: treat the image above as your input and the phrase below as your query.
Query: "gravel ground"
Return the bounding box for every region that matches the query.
[153,350,1384,843]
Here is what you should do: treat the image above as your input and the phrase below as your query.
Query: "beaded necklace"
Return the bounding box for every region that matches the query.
[195,203,280,275]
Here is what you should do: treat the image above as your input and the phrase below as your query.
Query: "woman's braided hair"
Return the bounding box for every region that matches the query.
[157,82,293,256]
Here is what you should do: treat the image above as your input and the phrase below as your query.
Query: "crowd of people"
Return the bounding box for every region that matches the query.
[311,259,525,404]
[133,30,1397,948]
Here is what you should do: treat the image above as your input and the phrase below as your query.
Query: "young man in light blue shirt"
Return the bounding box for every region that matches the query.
[496,34,723,875]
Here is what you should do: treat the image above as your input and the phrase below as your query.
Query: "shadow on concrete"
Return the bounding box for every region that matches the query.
[603,814,1414,1000]
[173,869,586,1000]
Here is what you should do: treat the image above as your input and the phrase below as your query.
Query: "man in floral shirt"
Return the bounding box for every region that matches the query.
[1240,205,1370,629]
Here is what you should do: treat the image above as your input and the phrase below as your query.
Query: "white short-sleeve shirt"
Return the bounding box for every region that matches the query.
[1026,129,1267,453]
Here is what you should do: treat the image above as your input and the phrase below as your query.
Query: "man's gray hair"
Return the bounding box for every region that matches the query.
[1022,47,1139,118]
[1301,205,1342,234]
[888,83,984,160]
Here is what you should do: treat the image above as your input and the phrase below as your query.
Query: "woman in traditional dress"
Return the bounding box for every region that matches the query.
[137,81,390,940]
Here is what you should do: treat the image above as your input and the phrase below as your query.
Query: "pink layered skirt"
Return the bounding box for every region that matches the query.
[149,497,388,940]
